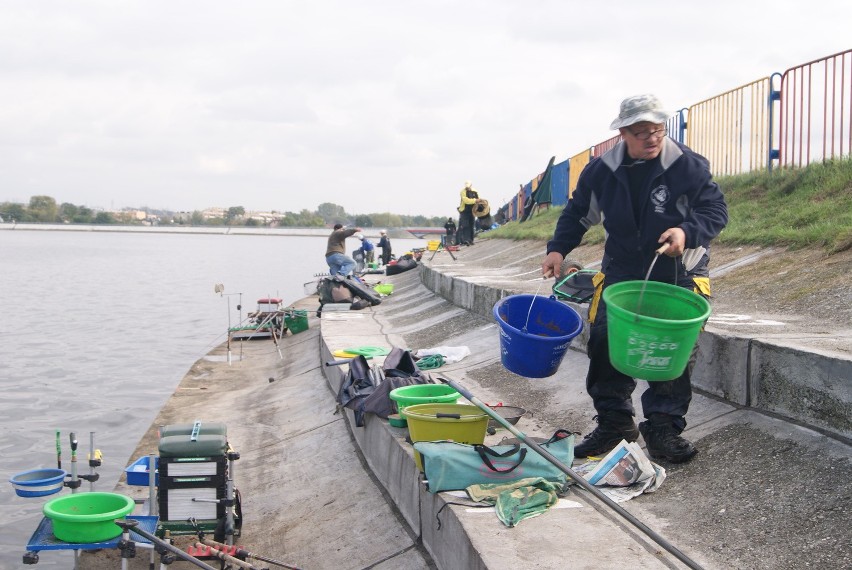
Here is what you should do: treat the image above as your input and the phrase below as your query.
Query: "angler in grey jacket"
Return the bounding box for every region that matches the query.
[542,94,728,464]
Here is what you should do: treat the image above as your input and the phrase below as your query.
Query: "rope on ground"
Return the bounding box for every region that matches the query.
[415,354,445,370]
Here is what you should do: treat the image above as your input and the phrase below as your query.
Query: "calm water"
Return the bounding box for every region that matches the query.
[0,229,424,568]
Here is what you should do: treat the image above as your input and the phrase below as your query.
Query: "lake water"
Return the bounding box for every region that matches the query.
[0,229,425,568]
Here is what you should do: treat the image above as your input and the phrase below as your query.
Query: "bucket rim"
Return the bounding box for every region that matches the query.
[403,403,487,421]
[389,384,459,395]
[44,492,135,522]
[603,280,711,325]
[10,468,67,484]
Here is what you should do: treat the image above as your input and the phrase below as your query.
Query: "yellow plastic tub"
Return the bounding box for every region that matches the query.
[404,403,488,471]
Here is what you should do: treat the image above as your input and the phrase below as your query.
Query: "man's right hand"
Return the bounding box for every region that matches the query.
[541,252,564,278]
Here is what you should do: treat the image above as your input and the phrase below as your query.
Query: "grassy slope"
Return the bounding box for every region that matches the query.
[485,157,852,253]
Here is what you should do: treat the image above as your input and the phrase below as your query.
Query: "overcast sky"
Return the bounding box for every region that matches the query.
[1,1,848,219]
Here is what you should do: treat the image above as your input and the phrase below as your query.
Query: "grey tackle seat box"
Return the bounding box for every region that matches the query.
[157,420,231,525]
[158,421,228,458]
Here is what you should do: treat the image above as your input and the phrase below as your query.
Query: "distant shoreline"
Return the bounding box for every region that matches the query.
[0,222,421,240]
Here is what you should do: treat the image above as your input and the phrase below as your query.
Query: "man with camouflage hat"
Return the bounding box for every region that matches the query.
[541,94,728,463]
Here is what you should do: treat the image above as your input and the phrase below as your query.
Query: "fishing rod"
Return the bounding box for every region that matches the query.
[324,356,374,367]
[198,538,303,570]
[192,541,257,570]
[440,377,705,570]
[68,432,79,492]
[216,284,244,365]
[55,430,61,470]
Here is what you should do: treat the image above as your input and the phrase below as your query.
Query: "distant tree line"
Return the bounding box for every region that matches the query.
[0,196,449,228]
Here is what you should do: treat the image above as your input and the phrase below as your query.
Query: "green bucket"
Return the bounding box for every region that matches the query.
[284,309,309,334]
[389,384,460,419]
[43,492,135,543]
[603,280,711,381]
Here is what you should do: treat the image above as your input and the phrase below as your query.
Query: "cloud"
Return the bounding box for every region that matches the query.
[0,1,849,217]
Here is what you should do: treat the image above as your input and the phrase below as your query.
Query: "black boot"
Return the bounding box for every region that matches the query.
[639,414,698,463]
[574,412,640,458]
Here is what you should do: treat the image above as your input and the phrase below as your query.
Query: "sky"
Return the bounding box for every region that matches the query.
[0,1,849,219]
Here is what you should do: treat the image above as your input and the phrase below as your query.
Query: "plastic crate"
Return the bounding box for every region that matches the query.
[285,309,309,334]
[125,456,159,486]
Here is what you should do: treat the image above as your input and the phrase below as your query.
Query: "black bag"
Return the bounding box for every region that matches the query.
[342,275,382,306]
[386,257,417,276]
[318,276,352,305]
[336,355,381,427]
[359,348,434,419]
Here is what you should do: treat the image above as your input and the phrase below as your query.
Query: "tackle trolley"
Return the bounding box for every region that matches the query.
[155,421,242,541]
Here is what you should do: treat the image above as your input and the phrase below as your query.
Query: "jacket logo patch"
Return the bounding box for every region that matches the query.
[650,185,669,213]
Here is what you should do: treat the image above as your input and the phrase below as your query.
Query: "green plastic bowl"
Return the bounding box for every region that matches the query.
[374,283,394,295]
[389,384,460,418]
[43,492,135,543]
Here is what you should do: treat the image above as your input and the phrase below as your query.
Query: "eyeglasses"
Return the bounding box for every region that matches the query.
[627,126,667,140]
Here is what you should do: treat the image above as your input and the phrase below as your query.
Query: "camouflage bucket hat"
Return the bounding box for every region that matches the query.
[610,94,671,130]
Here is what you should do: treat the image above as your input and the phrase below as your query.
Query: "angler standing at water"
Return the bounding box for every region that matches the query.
[444,217,457,246]
[377,230,392,266]
[541,94,728,463]
[456,180,479,246]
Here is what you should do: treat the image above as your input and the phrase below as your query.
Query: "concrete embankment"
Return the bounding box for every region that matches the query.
[84,238,850,569]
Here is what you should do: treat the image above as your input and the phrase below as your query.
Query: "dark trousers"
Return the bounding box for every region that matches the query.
[585,300,695,432]
[457,210,475,245]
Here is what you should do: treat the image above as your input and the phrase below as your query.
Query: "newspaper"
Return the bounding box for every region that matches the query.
[574,440,666,503]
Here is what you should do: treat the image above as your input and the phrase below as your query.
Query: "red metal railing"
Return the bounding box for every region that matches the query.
[778,49,852,167]
[591,134,621,158]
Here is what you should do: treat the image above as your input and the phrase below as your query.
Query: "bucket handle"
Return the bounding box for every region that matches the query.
[635,243,681,319]
[474,444,527,473]
[522,278,548,332]
[432,413,484,420]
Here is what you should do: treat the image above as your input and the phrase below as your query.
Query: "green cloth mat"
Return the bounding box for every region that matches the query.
[341,346,391,357]
[466,477,561,527]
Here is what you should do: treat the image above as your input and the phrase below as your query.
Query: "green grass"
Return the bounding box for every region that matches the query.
[483,157,852,253]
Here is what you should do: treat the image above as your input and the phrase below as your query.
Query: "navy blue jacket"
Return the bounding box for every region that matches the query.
[547,138,728,285]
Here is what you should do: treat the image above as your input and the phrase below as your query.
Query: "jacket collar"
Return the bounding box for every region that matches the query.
[601,137,683,172]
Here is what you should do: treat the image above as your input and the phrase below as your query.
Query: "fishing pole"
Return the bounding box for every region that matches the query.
[216,285,244,365]
[324,356,373,367]
[440,377,705,570]
[199,538,303,570]
[192,541,257,570]
[189,518,304,570]
[55,430,61,470]
[69,432,79,492]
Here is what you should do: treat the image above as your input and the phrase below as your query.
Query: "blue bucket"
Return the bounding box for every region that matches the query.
[493,294,583,378]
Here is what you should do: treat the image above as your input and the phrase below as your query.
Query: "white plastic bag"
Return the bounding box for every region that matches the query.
[414,346,471,364]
